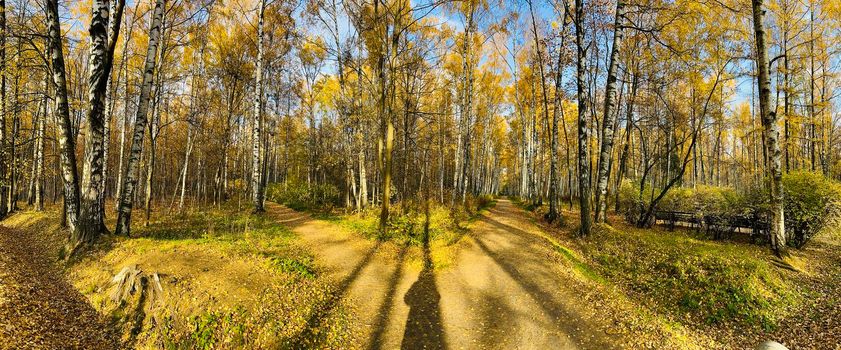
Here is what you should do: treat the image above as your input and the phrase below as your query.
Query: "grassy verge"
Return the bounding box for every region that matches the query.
[514,198,824,347]
[583,224,798,331]
[5,203,357,349]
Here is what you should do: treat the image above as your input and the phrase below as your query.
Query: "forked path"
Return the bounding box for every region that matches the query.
[267,200,619,349]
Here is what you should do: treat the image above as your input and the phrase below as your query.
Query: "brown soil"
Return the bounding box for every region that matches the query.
[267,200,625,349]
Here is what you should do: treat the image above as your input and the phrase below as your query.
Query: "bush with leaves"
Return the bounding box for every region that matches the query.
[617,180,647,223]
[266,181,340,211]
[618,172,841,248]
[781,171,841,247]
[342,201,459,245]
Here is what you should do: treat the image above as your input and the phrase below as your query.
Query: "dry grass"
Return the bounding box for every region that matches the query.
[7,203,358,349]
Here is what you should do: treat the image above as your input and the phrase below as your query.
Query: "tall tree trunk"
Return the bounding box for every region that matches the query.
[77,0,125,250]
[28,88,43,206]
[35,79,47,212]
[615,69,637,212]
[594,0,626,223]
[808,4,816,172]
[180,70,199,211]
[46,0,81,233]
[100,0,125,212]
[251,0,266,213]
[575,0,592,236]
[528,0,559,222]
[752,0,786,257]
[459,5,475,206]
[144,88,161,226]
[0,0,7,218]
[115,1,137,211]
[9,54,18,212]
[376,0,392,235]
[780,10,791,174]
[115,0,165,236]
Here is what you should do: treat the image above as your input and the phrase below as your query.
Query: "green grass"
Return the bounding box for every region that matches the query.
[582,224,798,331]
[336,203,467,246]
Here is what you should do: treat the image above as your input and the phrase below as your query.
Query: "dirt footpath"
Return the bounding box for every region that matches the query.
[268,200,621,349]
[0,226,116,350]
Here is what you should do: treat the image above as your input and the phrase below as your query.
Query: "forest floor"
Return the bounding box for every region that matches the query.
[0,225,117,349]
[1,198,837,349]
[267,199,675,349]
[520,202,841,350]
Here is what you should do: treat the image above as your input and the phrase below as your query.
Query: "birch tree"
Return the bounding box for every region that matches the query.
[752,0,787,257]
[251,0,267,212]
[593,0,625,223]
[77,0,126,249]
[574,0,592,236]
[0,0,6,218]
[46,0,81,233]
[115,0,166,236]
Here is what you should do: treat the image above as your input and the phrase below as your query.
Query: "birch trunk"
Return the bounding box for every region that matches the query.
[575,0,592,236]
[35,81,46,211]
[460,9,475,205]
[594,0,625,223]
[528,0,558,222]
[251,0,266,212]
[100,0,125,212]
[46,0,81,232]
[115,0,165,236]
[751,0,786,256]
[615,70,637,212]
[0,0,7,218]
[145,98,160,223]
[114,1,138,211]
[144,7,168,226]
[180,72,197,211]
[77,0,125,248]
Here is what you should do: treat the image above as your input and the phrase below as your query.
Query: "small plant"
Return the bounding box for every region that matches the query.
[267,255,316,279]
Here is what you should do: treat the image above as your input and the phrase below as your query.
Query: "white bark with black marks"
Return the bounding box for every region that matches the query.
[46,0,81,233]
[575,0,592,236]
[0,0,7,218]
[251,0,266,212]
[77,0,124,250]
[751,0,786,256]
[594,0,625,223]
[115,0,166,236]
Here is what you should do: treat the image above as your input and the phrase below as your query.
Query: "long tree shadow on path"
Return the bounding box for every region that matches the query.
[400,223,446,350]
[472,215,618,349]
[289,240,383,349]
[368,243,409,350]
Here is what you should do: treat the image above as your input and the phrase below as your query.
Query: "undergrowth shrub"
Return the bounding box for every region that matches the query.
[617,180,645,223]
[339,198,474,246]
[266,181,340,211]
[475,194,496,212]
[617,172,841,248]
[737,172,841,247]
[781,172,841,247]
[346,203,459,245]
